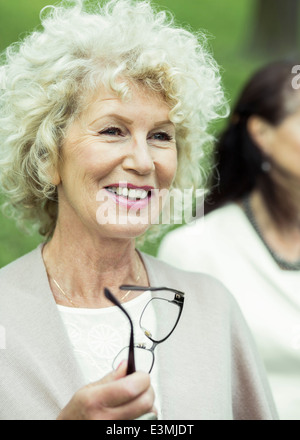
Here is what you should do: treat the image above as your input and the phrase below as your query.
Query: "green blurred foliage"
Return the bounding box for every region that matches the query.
[0,0,271,267]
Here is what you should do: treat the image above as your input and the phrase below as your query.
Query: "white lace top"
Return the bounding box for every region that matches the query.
[58,290,162,418]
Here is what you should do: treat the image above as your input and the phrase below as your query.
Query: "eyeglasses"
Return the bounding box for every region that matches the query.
[104,285,185,375]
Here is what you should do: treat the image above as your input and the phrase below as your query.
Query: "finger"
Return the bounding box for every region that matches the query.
[101,360,128,384]
[86,360,128,390]
[94,371,151,409]
[109,386,156,420]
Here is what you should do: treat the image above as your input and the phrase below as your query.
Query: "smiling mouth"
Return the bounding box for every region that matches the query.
[105,186,152,201]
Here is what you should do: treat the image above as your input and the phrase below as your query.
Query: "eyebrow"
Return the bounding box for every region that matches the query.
[89,114,174,128]
[89,114,132,127]
[154,120,175,127]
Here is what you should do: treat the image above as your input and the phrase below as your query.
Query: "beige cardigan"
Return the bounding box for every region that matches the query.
[0,245,278,420]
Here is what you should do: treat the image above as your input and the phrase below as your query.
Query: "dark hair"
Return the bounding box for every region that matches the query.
[205,60,299,227]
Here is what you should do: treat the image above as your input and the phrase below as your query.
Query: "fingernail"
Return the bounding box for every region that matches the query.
[116,360,127,370]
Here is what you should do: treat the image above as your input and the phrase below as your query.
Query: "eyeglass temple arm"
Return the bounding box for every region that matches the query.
[104,288,136,375]
[120,285,185,302]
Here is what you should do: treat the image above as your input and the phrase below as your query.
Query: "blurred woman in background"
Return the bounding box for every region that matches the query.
[159,60,300,420]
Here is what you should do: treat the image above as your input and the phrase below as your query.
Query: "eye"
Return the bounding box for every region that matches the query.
[99,127,124,136]
[151,131,173,142]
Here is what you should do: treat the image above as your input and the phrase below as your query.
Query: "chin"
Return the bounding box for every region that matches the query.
[95,198,160,238]
[100,223,151,241]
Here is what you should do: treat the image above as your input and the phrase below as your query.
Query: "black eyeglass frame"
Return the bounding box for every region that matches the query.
[104,285,185,375]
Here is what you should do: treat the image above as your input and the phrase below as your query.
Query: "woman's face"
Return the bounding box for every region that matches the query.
[268,108,300,180]
[56,84,177,240]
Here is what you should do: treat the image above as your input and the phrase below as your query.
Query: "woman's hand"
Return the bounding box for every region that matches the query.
[57,361,156,420]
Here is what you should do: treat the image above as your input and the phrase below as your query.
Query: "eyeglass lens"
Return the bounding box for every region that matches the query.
[112,293,182,373]
[140,296,182,342]
[113,345,154,373]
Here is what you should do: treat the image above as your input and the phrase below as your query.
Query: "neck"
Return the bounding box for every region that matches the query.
[42,221,147,308]
[262,164,300,229]
[249,189,300,264]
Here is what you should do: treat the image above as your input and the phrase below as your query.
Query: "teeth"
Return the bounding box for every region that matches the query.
[129,189,136,198]
[107,187,149,200]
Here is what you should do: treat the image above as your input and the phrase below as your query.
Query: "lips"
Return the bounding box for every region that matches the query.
[106,186,149,201]
[105,183,154,202]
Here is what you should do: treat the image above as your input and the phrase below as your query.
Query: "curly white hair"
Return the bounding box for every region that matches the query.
[0,0,227,237]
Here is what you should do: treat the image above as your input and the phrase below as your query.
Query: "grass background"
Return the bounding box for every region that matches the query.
[0,0,278,268]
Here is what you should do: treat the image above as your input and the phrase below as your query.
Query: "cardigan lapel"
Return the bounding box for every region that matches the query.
[18,245,86,415]
[140,252,193,420]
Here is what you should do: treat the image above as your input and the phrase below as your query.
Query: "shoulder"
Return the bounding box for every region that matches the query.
[158,203,249,263]
[0,245,43,290]
[163,203,245,241]
[204,202,245,226]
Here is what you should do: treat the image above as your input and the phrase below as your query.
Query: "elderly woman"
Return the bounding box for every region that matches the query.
[0,0,277,420]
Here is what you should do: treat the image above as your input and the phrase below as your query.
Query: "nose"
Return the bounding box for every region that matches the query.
[122,136,155,175]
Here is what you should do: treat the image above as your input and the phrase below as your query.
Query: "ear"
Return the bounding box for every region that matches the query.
[247,116,274,156]
[48,162,61,186]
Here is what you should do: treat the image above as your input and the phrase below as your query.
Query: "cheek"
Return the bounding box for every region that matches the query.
[155,149,177,187]
[63,141,122,184]
[275,129,300,160]
[288,129,300,152]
